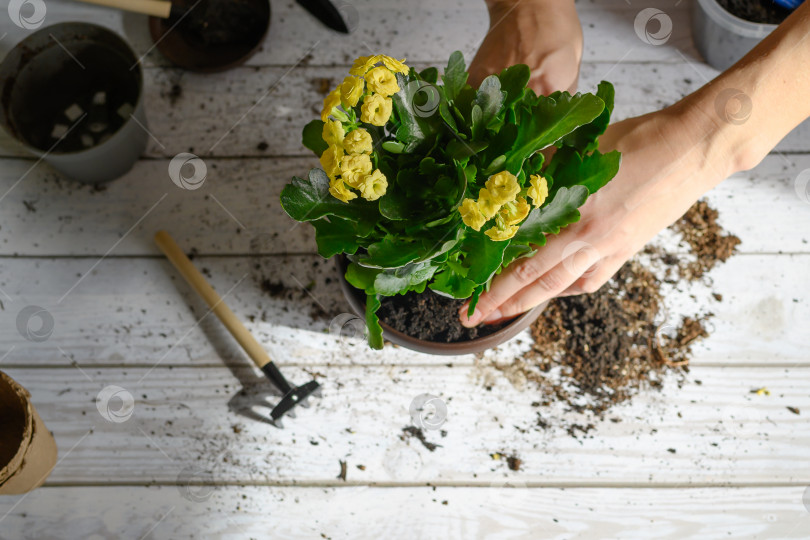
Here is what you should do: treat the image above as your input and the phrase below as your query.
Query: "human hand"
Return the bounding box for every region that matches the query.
[469,0,583,95]
[459,104,739,327]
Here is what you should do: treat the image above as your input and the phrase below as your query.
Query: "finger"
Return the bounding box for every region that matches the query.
[557,254,625,297]
[483,259,582,322]
[458,245,565,327]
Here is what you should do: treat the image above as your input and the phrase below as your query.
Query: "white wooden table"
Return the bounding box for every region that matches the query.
[1,1,809,538]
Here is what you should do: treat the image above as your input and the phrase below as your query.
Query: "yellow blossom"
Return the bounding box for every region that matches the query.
[360,93,393,126]
[485,171,521,204]
[343,128,373,154]
[321,89,342,122]
[477,188,501,219]
[459,198,487,231]
[339,76,364,107]
[499,197,530,226]
[485,224,519,242]
[322,119,345,148]
[357,169,388,201]
[527,174,549,207]
[329,177,357,203]
[319,144,343,178]
[340,153,373,188]
[379,55,409,75]
[349,54,380,76]
[365,66,400,96]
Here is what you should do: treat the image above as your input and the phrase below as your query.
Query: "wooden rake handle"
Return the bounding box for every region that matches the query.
[72,0,173,18]
[154,230,273,370]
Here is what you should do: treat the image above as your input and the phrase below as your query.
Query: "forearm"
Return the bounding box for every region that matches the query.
[681,2,810,178]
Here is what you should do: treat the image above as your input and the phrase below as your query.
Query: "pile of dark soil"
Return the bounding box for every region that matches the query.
[717,0,793,24]
[377,290,508,343]
[485,199,740,433]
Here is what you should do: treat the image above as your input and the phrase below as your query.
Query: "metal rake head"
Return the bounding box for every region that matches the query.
[270,380,322,428]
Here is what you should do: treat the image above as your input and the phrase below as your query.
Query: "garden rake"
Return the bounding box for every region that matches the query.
[154,230,321,427]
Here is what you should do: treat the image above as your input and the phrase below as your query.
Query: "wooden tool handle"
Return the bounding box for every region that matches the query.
[154,230,272,369]
[73,0,173,18]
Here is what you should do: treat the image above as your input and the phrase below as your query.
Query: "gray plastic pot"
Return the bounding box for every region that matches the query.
[692,0,778,71]
[0,23,147,184]
[337,257,545,356]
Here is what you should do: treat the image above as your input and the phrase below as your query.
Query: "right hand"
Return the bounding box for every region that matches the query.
[468,0,583,95]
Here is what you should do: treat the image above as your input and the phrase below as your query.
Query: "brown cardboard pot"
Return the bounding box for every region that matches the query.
[0,371,58,495]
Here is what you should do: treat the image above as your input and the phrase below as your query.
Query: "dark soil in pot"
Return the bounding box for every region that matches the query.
[376,289,511,343]
[174,0,267,46]
[717,0,793,24]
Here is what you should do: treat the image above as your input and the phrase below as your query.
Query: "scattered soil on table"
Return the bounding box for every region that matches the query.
[377,290,509,343]
[717,0,793,24]
[311,77,334,95]
[401,426,441,452]
[482,199,741,437]
[175,0,266,47]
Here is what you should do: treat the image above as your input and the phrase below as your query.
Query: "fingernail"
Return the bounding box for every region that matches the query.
[461,309,481,327]
[481,309,502,324]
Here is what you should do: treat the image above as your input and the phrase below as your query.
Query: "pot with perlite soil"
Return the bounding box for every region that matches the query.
[0,23,147,184]
[0,371,58,495]
[692,0,797,71]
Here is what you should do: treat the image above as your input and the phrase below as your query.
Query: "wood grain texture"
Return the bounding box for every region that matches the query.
[0,253,807,368]
[2,486,809,539]
[0,154,808,257]
[0,364,808,486]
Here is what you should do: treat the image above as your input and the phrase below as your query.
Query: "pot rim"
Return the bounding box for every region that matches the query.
[0,371,33,486]
[336,257,545,356]
[0,22,145,158]
[695,0,778,37]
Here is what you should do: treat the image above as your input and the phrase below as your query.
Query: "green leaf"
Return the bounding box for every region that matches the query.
[382,140,405,153]
[391,74,442,152]
[373,263,438,296]
[442,51,468,102]
[503,92,605,174]
[429,268,477,298]
[467,285,484,317]
[358,236,422,269]
[512,186,589,244]
[462,230,508,285]
[498,64,530,110]
[545,147,621,195]
[482,154,506,175]
[501,243,536,268]
[419,66,439,84]
[280,168,378,226]
[302,119,327,156]
[345,262,379,293]
[365,294,384,350]
[472,75,505,138]
[559,81,615,152]
[446,139,488,161]
[311,216,369,258]
[439,101,458,133]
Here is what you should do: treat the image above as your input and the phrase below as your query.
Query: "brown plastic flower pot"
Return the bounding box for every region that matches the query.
[0,371,58,496]
[337,257,545,355]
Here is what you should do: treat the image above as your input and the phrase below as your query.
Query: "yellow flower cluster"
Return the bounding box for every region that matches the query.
[458,171,541,241]
[321,124,387,203]
[320,54,409,126]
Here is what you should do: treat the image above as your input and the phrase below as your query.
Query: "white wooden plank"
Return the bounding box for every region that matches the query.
[1,486,809,539]
[3,60,807,159]
[0,154,809,257]
[1,364,808,485]
[0,253,807,367]
[0,0,695,69]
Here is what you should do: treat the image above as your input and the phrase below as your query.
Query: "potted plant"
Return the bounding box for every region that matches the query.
[281,52,620,354]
